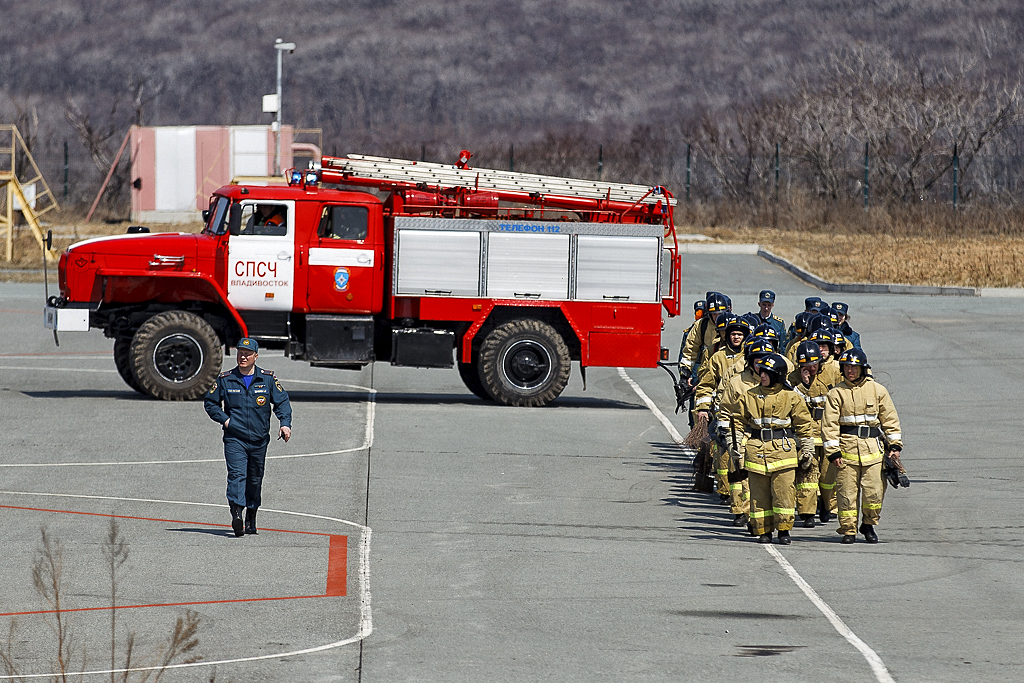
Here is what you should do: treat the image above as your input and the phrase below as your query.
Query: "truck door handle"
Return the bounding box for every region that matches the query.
[277,251,292,261]
[514,292,541,298]
[357,253,371,264]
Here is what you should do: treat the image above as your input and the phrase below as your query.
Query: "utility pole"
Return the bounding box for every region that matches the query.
[273,38,296,176]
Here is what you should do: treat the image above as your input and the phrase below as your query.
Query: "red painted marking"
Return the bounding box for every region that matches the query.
[326,535,347,597]
[0,350,110,355]
[0,504,331,536]
[0,594,325,618]
[0,504,348,615]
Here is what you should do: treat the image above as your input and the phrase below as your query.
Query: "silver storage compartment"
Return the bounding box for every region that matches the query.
[575,235,660,302]
[486,233,569,299]
[396,229,480,296]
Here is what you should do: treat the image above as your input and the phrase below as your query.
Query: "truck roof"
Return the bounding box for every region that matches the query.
[213,184,382,204]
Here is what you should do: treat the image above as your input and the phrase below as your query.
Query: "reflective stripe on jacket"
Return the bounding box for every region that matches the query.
[821,376,901,466]
[735,383,815,475]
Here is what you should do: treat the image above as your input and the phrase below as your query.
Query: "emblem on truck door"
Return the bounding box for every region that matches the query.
[334,267,350,292]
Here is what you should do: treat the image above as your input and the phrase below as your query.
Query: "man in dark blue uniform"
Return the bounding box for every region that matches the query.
[749,290,787,349]
[830,302,862,350]
[204,338,292,537]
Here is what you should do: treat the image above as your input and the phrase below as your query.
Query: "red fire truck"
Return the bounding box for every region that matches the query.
[44,152,681,406]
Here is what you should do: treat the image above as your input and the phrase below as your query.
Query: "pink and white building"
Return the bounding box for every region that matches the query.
[129,125,296,223]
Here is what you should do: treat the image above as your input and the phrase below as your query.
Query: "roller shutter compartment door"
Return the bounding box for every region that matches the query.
[487,233,569,299]
[575,235,660,302]
[395,230,480,297]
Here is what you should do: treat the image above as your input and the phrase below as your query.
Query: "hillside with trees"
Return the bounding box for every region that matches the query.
[3,0,1024,229]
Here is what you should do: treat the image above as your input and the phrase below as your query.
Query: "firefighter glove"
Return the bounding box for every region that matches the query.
[798,441,815,470]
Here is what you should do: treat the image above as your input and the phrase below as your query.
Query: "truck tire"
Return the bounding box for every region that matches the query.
[129,311,223,401]
[113,338,145,395]
[457,359,493,401]
[478,319,571,407]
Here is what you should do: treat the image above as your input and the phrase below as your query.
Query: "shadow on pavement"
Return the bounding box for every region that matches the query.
[165,527,236,538]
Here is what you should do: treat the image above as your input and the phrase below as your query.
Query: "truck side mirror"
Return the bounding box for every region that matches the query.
[228,204,242,236]
[202,209,210,222]
[45,230,52,251]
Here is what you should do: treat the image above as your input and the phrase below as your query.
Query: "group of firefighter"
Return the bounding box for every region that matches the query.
[677,290,908,545]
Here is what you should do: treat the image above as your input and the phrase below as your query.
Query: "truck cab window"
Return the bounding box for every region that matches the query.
[204,196,230,235]
[319,205,368,241]
[240,203,288,236]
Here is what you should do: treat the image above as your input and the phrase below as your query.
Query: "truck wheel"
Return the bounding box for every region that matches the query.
[129,311,223,401]
[457,359,493,400]
[478,319,571,407]
[113,338,145,395]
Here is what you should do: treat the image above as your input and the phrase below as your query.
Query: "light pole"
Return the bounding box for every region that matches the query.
[274,38,296,176]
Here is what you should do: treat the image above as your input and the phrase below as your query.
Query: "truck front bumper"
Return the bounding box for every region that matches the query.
[43,304,90,332]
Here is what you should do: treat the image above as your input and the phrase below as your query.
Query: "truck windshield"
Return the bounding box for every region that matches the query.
[203,196,230,235]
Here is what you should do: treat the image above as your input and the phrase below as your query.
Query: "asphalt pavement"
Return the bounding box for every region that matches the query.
[1,254,1021,682]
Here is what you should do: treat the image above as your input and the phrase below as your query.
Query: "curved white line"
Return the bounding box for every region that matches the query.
[0,379,376,468]
[0,375,376,678]
[0,490,373,679]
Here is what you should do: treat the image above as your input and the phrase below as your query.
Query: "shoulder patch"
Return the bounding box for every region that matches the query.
[261,368,275,376]
[773,314,785,323]
[219,371,231,377]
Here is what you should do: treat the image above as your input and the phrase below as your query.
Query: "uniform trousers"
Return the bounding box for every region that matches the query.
[748,469,796,535]
[224,437,268,509]
[835,460,884,536]
[818,447,838,513]
[713,442,730,496]
[725,449,750,515]
[795,453,820,515]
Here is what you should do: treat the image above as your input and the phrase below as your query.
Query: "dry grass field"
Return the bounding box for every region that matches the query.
[693,227,1024,289]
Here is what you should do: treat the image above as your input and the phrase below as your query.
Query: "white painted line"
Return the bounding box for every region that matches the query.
[618,367,895,683]
[616,367,684,444]
[0,378,376,468]
[764,545,894,683]
[0,493,373,677]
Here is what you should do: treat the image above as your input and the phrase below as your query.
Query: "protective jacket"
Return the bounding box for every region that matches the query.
[818,357,841,387]
[788,366,833,447]
[821,375,901,466]
[733,383,815,475]
[694,345,743,412]
[205,366,292,445]
[680,316,720,376]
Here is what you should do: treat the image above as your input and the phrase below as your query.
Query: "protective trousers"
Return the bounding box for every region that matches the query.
[835,461,884,536]
[795,453,820,515]
[748,469,796,535]
[817,447,838,514]
[726,453,750,515]
[713,442,730,496]
[224,437,268,510]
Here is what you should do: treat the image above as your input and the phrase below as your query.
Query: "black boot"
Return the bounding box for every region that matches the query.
[733,513,749,527]
[841,534,856,544]
[776,530,791,545]
[859,523,878,543]
[818,499,832,524]
[229,503,245,537]
[801,514,816,528]
[757,532,773,544]
[245,508,258,535]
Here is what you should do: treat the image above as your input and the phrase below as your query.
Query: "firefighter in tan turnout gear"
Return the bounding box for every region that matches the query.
[694,314,752,519]
[732,352,816,544]
[821,349,904,544]
[788,341,834,528]
[717,337,779,527]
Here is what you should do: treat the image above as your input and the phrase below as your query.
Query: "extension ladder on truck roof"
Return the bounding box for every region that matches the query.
[306,152,682,316]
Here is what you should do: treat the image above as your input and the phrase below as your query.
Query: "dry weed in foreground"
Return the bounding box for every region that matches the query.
[0,520,201,681]
[696,227,1024,288]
